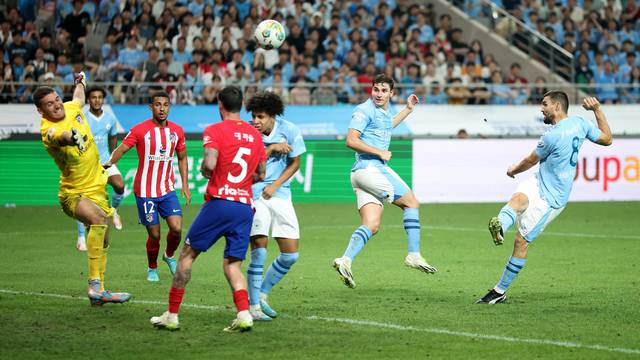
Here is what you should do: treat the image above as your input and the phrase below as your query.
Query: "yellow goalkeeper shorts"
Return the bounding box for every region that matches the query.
[59,189,114,220]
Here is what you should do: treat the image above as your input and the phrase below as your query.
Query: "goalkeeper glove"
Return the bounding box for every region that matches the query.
[71,128,87,152]
[74,71,86,88]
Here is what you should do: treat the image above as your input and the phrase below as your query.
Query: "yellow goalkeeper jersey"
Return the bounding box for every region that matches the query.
[40,100,107,196]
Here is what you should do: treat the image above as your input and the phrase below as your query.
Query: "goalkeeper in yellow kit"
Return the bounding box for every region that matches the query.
[35,73,131,306]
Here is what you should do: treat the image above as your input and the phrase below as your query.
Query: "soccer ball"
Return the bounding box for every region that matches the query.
[254,19,286,50]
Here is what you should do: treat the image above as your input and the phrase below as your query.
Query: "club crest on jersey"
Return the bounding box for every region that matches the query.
[169,133,177,143]
[75,114,83,124]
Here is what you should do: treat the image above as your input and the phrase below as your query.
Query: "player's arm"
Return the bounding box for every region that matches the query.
[261,156,300,200]
[253,160,266,183]
[346,128,392,161]
[72,72,87,106]
[200,147,218,179]
[266,142,292,157]
[103,143,132,168]
[176,149,191,205]
[391,94,419,128]
[507,150,540,178]
[582,97,613,146]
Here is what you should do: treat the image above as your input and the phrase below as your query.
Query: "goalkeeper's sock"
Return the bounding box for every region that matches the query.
[261,252,299,294]
[165,231,181,258]
[147,236,160,269]
[100,245,108,292]
[247,248,267,306]
[495,256,527,293]
[343,225,373,260]
[498,205,517,234]
[232,289,249,313]
[403,208,421,253]
[77,221,86,238]
[111,191,124,209]
[168,287,185,314]
[87,225,107,281]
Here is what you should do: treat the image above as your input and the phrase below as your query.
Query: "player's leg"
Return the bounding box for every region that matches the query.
[150,244,201,330]
[158,192,183,276]
[73,196,130,305]
[107,165,125,230]
[222,201,254,332]
[259,197,300,318]
[476,233,528,304]
[488,179,533,245]
[393,191,437,274]
[247,197,270,319]
[135,195,162,281]
[151,199,222,330]
[76,220,87,251]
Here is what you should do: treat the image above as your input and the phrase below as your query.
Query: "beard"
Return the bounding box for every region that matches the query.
[543,113,553,124]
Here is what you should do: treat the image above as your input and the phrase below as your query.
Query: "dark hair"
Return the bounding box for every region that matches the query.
[32,86,57,108]
[245,91,284,118]
[543,90,569,113]
[86,86,106,98]
[217,86,243,112]
[372,74,394,91]
[150,90,171,103]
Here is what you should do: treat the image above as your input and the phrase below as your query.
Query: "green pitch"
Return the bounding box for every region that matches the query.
[1,202,639,359]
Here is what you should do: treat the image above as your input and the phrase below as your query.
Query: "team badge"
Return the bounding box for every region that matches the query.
[75,114,83,124]
[169,133,177,143]
[146,213,154,223]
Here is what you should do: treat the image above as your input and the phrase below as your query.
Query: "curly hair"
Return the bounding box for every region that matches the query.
[245,90,284,117]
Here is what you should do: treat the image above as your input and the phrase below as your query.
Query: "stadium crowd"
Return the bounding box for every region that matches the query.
[1,0,639,105]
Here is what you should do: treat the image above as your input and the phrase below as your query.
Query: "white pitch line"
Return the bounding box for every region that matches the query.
[1,289,639,356]
[3,225,639,240]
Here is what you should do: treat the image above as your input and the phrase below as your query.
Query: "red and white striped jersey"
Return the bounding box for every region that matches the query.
[203,119,266,205]
[123,119,186,198]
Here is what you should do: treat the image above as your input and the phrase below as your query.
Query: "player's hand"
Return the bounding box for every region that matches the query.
[182,187,192,205]
[102,160,112,169]
[269,142,292,154]
[507,165,516,178]
[582,97,601,111]
[379,150,392,162]
[71,128,87,151]
[74,71,87,88]
[406,94,419,111]
[262,184,277,200]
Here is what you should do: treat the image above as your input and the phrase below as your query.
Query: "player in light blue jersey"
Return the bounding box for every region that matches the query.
[76,87,126,251]
[333,74,437,289]
[244,91,306,321]
[477,92,613,304]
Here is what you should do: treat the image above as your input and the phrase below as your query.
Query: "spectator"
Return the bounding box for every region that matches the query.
[505,63,528,84]
[60,0,91,51]
[289,79,311,104]
[456,129,469,139]
[489,71,515,105]
[446,77,471,105]
[426,81,448,104]
[595,60,620,103]
[115,35,146,81]
[312,74,337,105]
[530,76,548,104]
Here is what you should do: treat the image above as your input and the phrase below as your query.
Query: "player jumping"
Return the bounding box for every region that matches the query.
[333,74,437,289]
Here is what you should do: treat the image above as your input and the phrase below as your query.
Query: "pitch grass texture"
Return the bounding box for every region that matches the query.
[1,202,639,359]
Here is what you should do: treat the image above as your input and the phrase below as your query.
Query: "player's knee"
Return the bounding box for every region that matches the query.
[112,184,125,194]
[509,193,529,212]
[367,223,380,234]
[279,252,299,267]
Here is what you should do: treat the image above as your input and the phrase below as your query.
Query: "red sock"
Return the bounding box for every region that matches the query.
[168,287,185,314]
[232,289,249,312]
[165,232,181,258]
[146,236,160,268]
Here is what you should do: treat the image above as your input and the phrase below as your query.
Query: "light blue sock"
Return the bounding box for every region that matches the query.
[403,208,421,253]
[261,252,299,294]
[498,205,517,234]
[247,248,267,306]
[496,256,527,293]
[111,191,124,209]
[343,225,373,260]
[77,221,86,238]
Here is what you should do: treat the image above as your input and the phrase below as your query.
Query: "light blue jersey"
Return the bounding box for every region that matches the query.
[349,99,393,170]
[535,115,601,208]
[84,109,119,163]
[252,118,306,200]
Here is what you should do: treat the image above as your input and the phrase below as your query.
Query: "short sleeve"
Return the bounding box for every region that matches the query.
[287,124,306,158]
[535,132,556,160]
[583,118,602,142]
[349,107,370,133]
[122,126,138,147]
[203,126,220,150]
[175,127,186,152]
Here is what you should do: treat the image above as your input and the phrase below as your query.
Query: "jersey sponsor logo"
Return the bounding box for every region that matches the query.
[147,146,170,161]
[203,135,212,145]
[217,184,250,197]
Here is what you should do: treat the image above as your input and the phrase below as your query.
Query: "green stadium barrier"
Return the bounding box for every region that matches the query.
[0,140,412,206]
